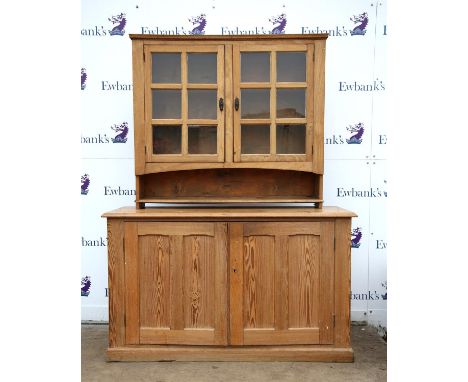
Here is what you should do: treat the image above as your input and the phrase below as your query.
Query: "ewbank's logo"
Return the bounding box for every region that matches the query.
[81,68,87,90]
[270,13,287,34]
[302,12,370,37]
[111,122,129,143]
[188,14,206,35]
[351,227,362,248]
[108,13,126,36]
[81,174,90,195]
[81,13,126,36]
[381,281,387,300]
[346,123,365,144]
[221,13,287,35]
[350,12,368,36]
[81,276,91,297]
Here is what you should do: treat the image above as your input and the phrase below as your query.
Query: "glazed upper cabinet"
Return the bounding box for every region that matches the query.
[233,45,315,163]
[131,35,327,207]
[145,45,225,163]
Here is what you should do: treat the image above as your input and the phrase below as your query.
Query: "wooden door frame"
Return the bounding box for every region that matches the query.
[232,43,313,163]
[144,44,225,163]
[123,221,228,345]
[228,221,335,345]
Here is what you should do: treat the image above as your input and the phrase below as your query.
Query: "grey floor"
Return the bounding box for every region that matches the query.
[82,324,386,382]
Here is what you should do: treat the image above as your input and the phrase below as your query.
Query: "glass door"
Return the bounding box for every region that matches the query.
[233,44,314,162]
[145,45,224,162]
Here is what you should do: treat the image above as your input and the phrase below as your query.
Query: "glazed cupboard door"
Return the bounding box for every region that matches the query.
[145,45,225,162]
[124,222,228,345]
[229,221,334,345]
[232,43,323,167]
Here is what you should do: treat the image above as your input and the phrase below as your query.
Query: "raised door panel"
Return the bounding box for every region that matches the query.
[124,222,228,345]
[229,221,334,345]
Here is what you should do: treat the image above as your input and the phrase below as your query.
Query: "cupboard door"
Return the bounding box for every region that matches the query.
[145,45,225,163]
[233,44,315,163]
[124,222,228,345]
[229,222,334,345]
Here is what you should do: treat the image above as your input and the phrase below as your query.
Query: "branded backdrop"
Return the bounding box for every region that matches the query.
[81,0,387,335]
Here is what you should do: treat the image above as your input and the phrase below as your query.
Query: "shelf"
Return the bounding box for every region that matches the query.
[138,197,323,204]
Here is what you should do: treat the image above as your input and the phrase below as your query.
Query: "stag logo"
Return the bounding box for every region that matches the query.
[109,13,126,36]
[381,281,387,300]
[351,227,362,248]
[81,68,87,90]
[111,122,129,143]
[350,12,368,36]
[189,14,206,35]
[270,13,287,34]
[346,122,365,144]
[81,174,90,195]
[81,276,91,297]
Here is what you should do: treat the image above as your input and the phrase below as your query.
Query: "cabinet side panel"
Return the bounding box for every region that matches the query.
[124,222,140,344]
[107,219,125,347]
[319,221,334,344]
[312,40,325,174]
[132,40,145,175]
[139,236,170,328]
[334,218,352,347]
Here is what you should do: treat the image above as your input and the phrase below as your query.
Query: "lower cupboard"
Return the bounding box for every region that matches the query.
[103,207,356,362]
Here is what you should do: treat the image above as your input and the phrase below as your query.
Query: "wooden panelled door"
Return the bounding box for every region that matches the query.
[124,222,228,345]
[230,222,335,345]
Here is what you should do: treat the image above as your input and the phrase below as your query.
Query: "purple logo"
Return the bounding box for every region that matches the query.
[81,68,87,90]
[188,14,206,35]
[346,122,365,144]
[81,174,90,195]
[111,122,129,143]
[381,281,387,300]
[350,12,368,36]
[108,13,126,36]
[351,227,362,248]
[81,276,91,297]
[269,13,287,34]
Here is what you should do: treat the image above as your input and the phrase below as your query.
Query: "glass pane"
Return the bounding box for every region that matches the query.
[277,52,306,82]
[241,124,270,154]
[152,125,181,154]
[152,90,181,119]
[241,52,270,82]
[188,90,217,119]
[187,53,217,83]
[241,89,270,119]
[152,53,181,83]
[276,124,306,154]
[276,89,305,118]
[188,125,217,154]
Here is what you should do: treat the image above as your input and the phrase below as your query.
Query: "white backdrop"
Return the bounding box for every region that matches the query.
[81,0,387,335]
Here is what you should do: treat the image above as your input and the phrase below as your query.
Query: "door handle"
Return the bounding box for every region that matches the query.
[234,97,239,111]
[219,97,224,111]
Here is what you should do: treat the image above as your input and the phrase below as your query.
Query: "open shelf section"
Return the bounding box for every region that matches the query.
[136,168,323,209]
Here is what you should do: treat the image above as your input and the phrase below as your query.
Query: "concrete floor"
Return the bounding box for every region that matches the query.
[82,324,386,382]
